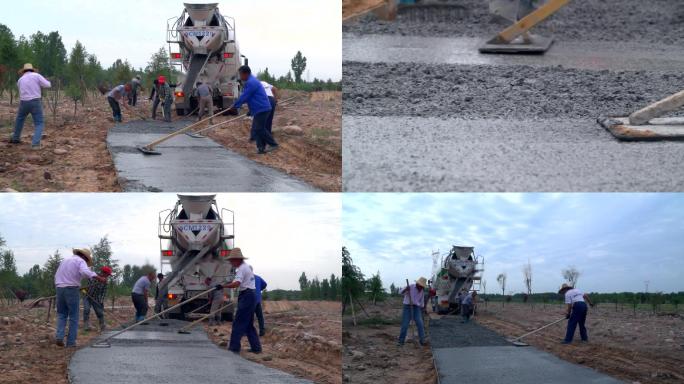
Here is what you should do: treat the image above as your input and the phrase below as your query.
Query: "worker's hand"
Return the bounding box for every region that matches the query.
[214,284,223,291]
[95,275,106,283]
[80,288,87,294]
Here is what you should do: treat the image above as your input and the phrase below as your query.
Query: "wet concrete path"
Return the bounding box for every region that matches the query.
[343,34,684,72]
[68,319,311,384]
[430,318,623,384]
[107,120,317,192]
[343,116,684,192]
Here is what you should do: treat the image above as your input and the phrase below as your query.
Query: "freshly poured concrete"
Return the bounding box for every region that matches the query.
[343,116,684,191]
[107,120,316,192]
[343,34,684,72]
[433,346,623,384]
[68,320,310,384]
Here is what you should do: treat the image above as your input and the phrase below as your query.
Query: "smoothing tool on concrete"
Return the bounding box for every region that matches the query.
[136,108,229,155]
[506,317,566,347]
[479,0,570,54]
[177,303,232,334]
[90,287,216,348]
[598,89,684,141]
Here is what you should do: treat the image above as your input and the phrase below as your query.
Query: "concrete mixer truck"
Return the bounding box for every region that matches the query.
[157,194,236,320]
[432,245,484,314]
[166,3,246,116]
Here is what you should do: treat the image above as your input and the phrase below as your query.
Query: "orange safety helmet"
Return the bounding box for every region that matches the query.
[158,75,166,84]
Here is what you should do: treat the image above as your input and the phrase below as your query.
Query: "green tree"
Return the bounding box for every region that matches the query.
[30,31,67,78]
[389,282,397,296]
[41,250,63,296]
[0,24,19,100]
[108,59,133,85]
[91,236,120,281]
[366,271,385,304]
[342,247,364,311]
[66,40,87,106]
[145,47,171,86]
[298,272,309,291]
[290,51,307,83]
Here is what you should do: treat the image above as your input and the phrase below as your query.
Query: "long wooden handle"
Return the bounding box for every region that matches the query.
[178,302,232,332]
[143,108,228,149]
[98,287,216,343]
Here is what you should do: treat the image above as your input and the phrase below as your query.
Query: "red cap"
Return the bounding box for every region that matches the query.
[158,75,166,84]
[101,266,113,276]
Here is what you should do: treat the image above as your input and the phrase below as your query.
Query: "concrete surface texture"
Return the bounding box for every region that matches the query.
[107,120,317,192]
[433,346,624,384]
[343,116,684,192]
[429,319,623,384]
[68,319,311,384]
[342,0,684,191]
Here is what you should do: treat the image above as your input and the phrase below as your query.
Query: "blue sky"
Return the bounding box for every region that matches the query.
[0,193,341,290]
[2,0,341,80]
[342,193,684,294]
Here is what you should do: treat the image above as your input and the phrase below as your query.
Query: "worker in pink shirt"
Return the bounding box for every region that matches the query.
[54,248,105,347]
[398,277,428,346]
[10,63,51,150]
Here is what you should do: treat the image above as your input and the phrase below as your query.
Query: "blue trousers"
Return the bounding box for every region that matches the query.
[107,96,122,122]
[13,98,45,146]
[252,110,278,151]
[131,293,148,322]
[229,289,261,353]
[55,287,80,346]
[266,97,277,134]
[398,304,425,344]
[255,302,265,333]
[564,301,588,342]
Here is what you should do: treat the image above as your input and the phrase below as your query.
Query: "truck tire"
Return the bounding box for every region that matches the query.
[176,108,186,116]
[168,312,186,321]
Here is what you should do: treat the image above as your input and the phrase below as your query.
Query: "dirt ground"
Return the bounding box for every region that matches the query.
[0,93,120,192]
[206,300,342,384]
[0,89,341,192]
[342,297,436,384]
[476,302,684,384]
[206,90,342,192]
[0,297,136,384]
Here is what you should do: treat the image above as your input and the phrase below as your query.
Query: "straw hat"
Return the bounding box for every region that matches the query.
[226,247,247,260]
[416,277,428,288]
[558,283,573,294]
[73,248,93,266]
[18,63,37,75]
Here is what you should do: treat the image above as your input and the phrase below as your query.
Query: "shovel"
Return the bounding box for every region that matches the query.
[507,317,566,347]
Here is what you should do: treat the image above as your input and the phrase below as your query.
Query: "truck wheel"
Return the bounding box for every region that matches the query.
[168,312,186,321]
[221,312,233,322]
[176,108,186,116]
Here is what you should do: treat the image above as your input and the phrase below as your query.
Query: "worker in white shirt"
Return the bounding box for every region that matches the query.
[261,81,279,135]
[214,248,261,354]
[11,63,51,149]
[558,283,594,344]
[53,248,105,347]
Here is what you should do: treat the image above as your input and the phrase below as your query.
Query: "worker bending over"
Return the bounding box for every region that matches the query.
[205,277,224,325]
[158,76,173,122]
[261,80,278,134]
[228,66,278,154]
[154,273,168,316]
[82,266,113,332]
[131,271,157,322]
[398,277,428,346]
[196,81,214,124]
[559,283,594,344]
[214,248,261,354]
[107,84,132,123]
[254,271,268,336]
[54,248,105,347]
[460,291,477,323]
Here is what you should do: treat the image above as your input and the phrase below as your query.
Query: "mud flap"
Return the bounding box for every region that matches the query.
[597,116,684,141]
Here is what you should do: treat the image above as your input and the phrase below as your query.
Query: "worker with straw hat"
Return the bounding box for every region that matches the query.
[558,283,594,344]
[214,248,261,354]
[10,63,51,150]
[82,266,113,332]
[398,277,428,346]
[53,248,105,347]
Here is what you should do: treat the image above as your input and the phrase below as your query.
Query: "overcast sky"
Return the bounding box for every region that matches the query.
[0,193,341,290]
[343,193,684,294]
[2,0,341,80]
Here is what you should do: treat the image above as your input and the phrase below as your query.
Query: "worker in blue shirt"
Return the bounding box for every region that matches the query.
[254,274,267,336]
[228,66,278,154]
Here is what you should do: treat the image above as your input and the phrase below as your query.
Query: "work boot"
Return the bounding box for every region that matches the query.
[55,339,65,347]
[8,138,21,144]
[31,144,41,151]
[99,319,106,332]
[259,329,266,337]
[83,321,91,331]
[265,144,279,153]
[257,148,266,155]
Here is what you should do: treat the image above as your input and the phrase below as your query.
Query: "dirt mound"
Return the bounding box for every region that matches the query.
[206,300,342,384]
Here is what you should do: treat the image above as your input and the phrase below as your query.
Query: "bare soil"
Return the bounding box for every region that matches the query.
[342,297,436,384]
[0,89,341,192]
[206,90,342,192]
[476,302,684,384]
[0,298,136,384]
[206,300,342,384]
[0,94,120,192]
